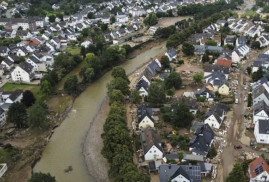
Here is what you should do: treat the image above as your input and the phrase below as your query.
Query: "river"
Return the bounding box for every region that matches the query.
[34,42,167,182]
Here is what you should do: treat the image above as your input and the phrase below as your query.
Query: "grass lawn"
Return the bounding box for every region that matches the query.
[66,46,81,56]
[2,83,45,102]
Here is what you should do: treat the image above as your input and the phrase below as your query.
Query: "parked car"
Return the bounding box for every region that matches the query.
[235,98,239,104]
[250,141,254,147]
[234,144,242,149]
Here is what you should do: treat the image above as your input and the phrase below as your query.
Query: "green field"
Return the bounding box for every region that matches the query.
[2,83,44,101]
[66,46,81,55]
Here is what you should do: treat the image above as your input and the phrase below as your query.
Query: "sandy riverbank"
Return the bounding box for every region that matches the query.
[82,96,110,182]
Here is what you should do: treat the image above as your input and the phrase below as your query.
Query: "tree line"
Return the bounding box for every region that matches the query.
[101,67,150,181]
[166,10,234,48]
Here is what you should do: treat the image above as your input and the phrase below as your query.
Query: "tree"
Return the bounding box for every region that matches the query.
[148,81,166,104]
[247,66,252,75]
[102,45,126,67]
[251,41,261,49]
[7,102,27,128]
[107,77,130,95]
[27,102,48,128]
[110,16,116,24]
[21,90,36,107]
[49,15,56,23]
[111,67,129,83]
[178,151,184,161]
[64,75,78,95]
[87,12,95,19]
[14,13,21,18]
[41,80,52,95]
[207,147,217,159]
[226,163,246,182]
[28,172,56,182]
[130,90,141,105]
[83,67,95,82]
[182,42,194,56]
[164,72,182,89]
[205,39,217,46]
[252,66,264,82]
[85,53,102,76]
[143,13,158,26]
[109,89,125,105]
[160,56,170,69]
[122,44,133,55]
[80,46,86,58]
[247,93,252,107]
[193,73,203,83]
[162,102,194,128]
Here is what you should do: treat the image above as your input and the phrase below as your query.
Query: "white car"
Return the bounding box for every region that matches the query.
[235,98,239,104]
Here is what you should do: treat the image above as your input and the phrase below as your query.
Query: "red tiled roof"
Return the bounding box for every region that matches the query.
[216,59,232,68]
[249,157,269,178]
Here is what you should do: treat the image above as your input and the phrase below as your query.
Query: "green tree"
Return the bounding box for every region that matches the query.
[27,102,48,128]
[226,163,246,182]
[143,13,158,26]
[109,89,125,105]
[85,53,102,75]
[7,102,27,128]
[164,72,182,89]
[182,42,194,56]
[251,41,261,49]
[107,77,130,95]
[207,147,217,159]
[148,81,166,104]
[111,67,130,83]
[41,80,52,95]
[64,75,78,95]
[21,90,36,107]
[193,73,204,83]
[122,44,133,55]
[28,172,56,182]
[102,45,126,67]
[80,46,86,58]
[247,93,252,107]
[162,102,194,128]
[130,90,141,105]
[205,39,217,46]
[160,56,170,69]
[87,12,95,19]
[110,16,116,24]
[252,66,264,82]
[49,15,56,23]
[247,66,252,75]
[83,67,95,82]
[178,151,184,161]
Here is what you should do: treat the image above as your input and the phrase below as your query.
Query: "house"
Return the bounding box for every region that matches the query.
[139,68,153,85]
[116,12,128,24]
[189,124,215,157]
[81,38,93,48]
[245,25,263,37]
[138,112,154,129]
[216,58,232,68]
[218,81,230,95]
[253,84,269,106]
[231,45,250,63]
[236,36,247,47]
[195,86,215,101]
[224,35,235,46]
[140,127,163,161]
[1,58,13,71]
[194,45,223,55]
[0,46,9,57]
[254,120,269,144]
[204,103,228,129]
[205,72,227,90]
[204,64,230,79]
[5,90,23,104]
[249,156,269,182]
[173,97,198,115]
[198,162,212,177]
[0,107,5,126]
[253,101,269,124]
[159,164,201,182]
[258,35,269,47]
[11,62,34,83]
[252,54,269,73]
[136,79,149,97]
[165,49,177,61]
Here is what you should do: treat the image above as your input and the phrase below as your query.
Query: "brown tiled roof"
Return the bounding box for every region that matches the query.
[249,157,269,178]
[216,59,232,68]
